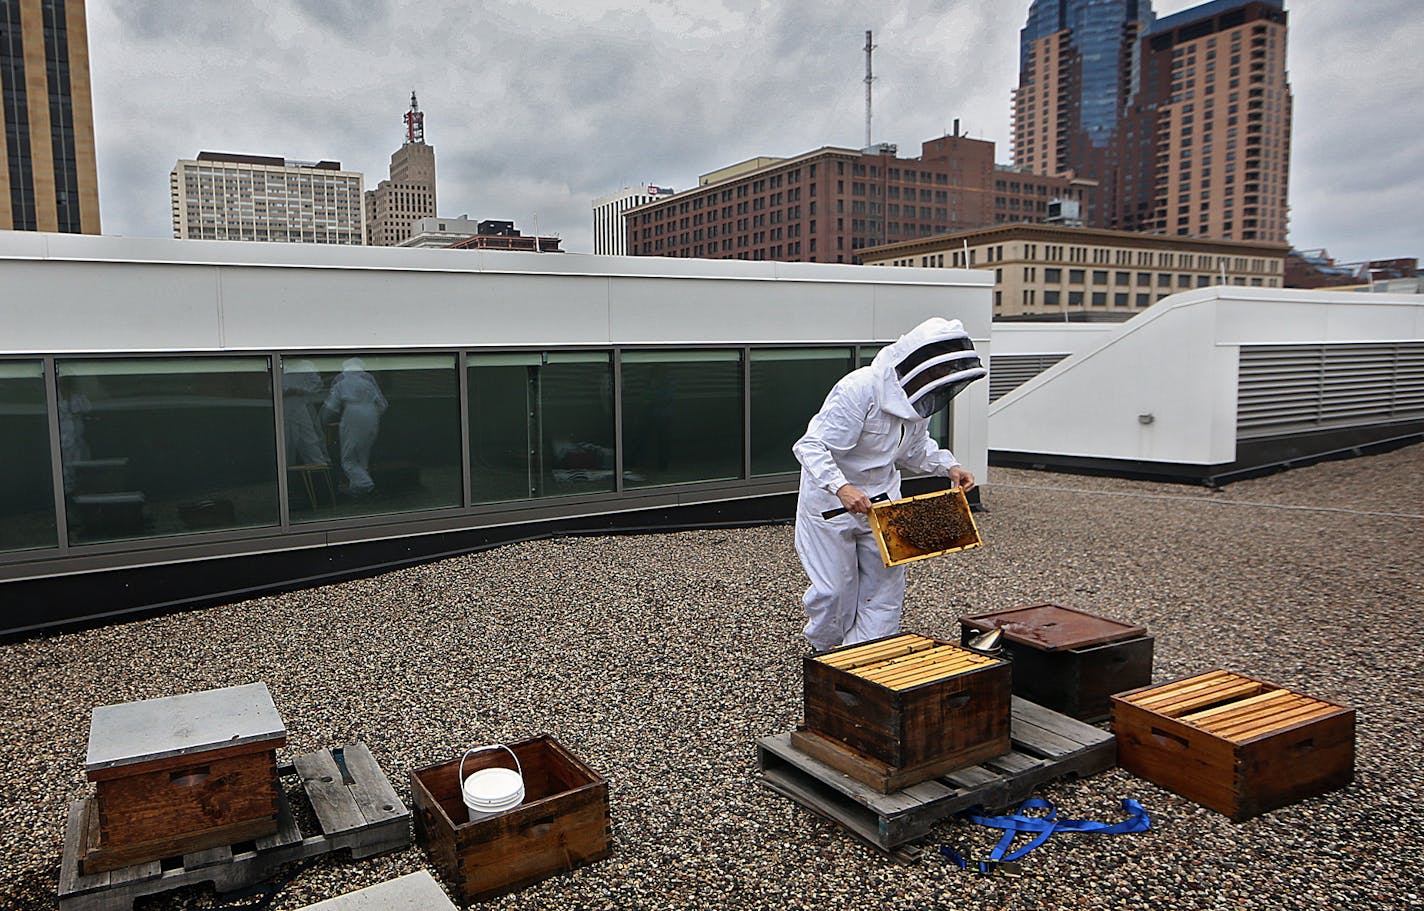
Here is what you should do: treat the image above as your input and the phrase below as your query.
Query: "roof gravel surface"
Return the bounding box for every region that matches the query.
[2,444,1420,910]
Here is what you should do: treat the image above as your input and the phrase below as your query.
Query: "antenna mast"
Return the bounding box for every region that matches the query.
[404,91,425,144]
[864,30,876,148]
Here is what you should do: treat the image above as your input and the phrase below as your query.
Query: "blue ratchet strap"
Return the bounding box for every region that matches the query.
[940,797,1150,876]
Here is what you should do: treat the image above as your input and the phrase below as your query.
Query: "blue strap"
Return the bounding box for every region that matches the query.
[940,798,1149,873]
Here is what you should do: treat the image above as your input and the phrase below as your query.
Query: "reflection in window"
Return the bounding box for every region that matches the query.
[0,361,57,551]
[56,357,279,544]
[751,348,853,475]
[468,351,615,503]
[287,354,460,522]
[622,350,742,488]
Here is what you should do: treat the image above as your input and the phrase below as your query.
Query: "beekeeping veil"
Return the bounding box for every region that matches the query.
[875,318,987,418]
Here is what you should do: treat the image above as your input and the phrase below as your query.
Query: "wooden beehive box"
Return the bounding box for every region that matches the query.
[1112,670,1355,821]
[868,487,981,567]
[410,734,611,903]
[80,682,286,874]
[796,633,1011,792]
[960,602,1153,722]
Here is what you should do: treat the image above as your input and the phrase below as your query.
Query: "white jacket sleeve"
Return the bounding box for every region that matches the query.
[792,381,867,494]
[895,421,959,477]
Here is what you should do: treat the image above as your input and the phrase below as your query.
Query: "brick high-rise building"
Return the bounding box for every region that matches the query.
[365,93,437,246]
[0,0,100,233]
[625,133,1093,263]
[1116,0,1291,243]
[1011,0,1154,226]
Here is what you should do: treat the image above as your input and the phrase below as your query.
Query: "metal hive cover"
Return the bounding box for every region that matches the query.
[960,603,1146,652]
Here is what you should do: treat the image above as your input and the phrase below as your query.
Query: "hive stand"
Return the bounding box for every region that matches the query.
[58,743,410,911]
[757,697,1116,857]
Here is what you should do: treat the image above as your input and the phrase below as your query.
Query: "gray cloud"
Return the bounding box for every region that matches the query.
[88,0,1422,261]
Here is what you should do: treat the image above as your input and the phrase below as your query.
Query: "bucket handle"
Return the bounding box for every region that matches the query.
[458,744,523,789]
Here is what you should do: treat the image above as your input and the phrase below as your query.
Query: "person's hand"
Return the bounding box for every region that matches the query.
[949,466,976,493]
[836,484,873,515]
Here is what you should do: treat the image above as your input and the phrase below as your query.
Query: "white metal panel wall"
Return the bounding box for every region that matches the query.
[988,288,1424,467]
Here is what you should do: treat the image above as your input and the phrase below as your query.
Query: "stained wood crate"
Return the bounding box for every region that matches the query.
[410,734,612,904]
[800,633,1011,792]
[59,743,410,911]
[960,603,1153,722]
[80,683,286,874]
[1112,670,1355,821]
[760,697,1117,855]
[868,488,981,567]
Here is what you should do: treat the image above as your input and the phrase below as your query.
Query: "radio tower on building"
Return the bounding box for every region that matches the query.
[364,92,438,245]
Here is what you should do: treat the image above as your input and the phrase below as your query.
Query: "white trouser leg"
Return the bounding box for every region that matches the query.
[794,513,859,651]
[844,530,906,645]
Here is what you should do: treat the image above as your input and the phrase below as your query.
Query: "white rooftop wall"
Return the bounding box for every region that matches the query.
[0,232,995,477]
[988,287,1424,466]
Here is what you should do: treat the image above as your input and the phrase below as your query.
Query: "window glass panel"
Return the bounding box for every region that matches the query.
[0,360,57,551]
[751,348,852,475]
[57,357,278,544]
[858,346,884,368]
[287,354,460,522]
[622,349,743,487]
[468,351,615,503]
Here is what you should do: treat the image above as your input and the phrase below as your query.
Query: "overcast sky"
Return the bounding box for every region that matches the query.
[89,0,1421,263]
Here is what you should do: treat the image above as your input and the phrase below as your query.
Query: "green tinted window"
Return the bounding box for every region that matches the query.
[0,361,57,551]
[622,350,742,488]
[468,351,615,503]
[286,354,460,522]
[57,357,278,544]
[751,348,852,475]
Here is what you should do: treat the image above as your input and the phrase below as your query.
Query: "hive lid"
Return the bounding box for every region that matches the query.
[86,681,286,774]
[960,603,1146,652]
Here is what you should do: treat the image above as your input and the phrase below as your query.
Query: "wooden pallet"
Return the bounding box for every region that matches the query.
[757,697,1116,857]
[58,743,410,911]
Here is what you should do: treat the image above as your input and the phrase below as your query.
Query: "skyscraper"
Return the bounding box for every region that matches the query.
[1012,0,1291,245]
[365,93,437,246]
[1116,0,1291,243]
[0,0,100,233]
[1012,0,1154,223]
[170,152,365,244]
[592,185,675,255]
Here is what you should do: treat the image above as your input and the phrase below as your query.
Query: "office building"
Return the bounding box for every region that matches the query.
[1011,0,1154,225]
[449,220,562,252]
[1011,0,1291,245]
[626,132,1092,263]
[169,152,365,244]
[592,185,675,255]
[861,222,1286,319]
[0,0,100,233]
[365,93,437,246]
[396,216,482,248]
[1115,0,1291,243]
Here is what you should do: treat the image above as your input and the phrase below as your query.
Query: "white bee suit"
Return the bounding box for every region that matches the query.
[321,360,388,495]
[792,318,986,651]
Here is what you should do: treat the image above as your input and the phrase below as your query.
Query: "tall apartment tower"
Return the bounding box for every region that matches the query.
[0,0,100,233]
[1011,0,1154,224]
[170,152,365,244]
[1116,0,1291,243]
[592,185,675,255]
[365,93,437,246]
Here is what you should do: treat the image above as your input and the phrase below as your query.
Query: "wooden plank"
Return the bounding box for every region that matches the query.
[1188,694,1313,734]
[941,764,999,788]
[982,750,1044,775]
[60,801,108,896]
[757,733,925,814]
[1180,689,1295,724]
[255,790,303,851]
[1010,697,1109,745]
[337,743,408,827]
[1134,675,1255,710]
[820,636,934,669]
[294,749,368,835]
[1213,702,1342,741]
[1123,670,1234,704]
[181,844,232,870]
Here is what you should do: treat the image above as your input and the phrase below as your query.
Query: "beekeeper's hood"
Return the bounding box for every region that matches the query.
[871,318,987,419]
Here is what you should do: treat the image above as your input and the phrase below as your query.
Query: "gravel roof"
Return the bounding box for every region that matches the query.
[2,444,1421,910]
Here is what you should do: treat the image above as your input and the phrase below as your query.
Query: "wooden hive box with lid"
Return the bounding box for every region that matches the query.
[1112,670,1355,821]
[959,602,1154,722]
[80,682,286,874]
[409,734,611,903]
[796,633,1011,792]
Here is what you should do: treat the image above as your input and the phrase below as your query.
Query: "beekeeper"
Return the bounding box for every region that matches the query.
[792,317,987,652]
[321,358,388,496]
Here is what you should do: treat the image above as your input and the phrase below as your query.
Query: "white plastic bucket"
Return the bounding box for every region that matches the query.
[458,744,525,823]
